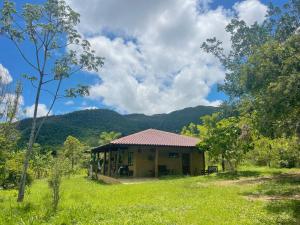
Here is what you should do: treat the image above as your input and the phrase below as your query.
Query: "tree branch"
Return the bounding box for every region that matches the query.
[9,37,39,71]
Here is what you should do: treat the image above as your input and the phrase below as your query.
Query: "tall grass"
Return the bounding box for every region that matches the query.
[0,167,299,224]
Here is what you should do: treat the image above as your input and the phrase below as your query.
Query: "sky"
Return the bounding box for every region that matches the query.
[0,0,286,118]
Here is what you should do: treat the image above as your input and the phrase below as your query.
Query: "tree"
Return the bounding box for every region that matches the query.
[98,131,121,146]
[197,114,253,171]
[201,0,300,138]
[247,136,278,167]
[0,0,103,201]
[239,35,300,137]
[181,113,220,140]
[63,135,83,171]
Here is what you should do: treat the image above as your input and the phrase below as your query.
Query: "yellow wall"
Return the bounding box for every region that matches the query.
[156,147,183,175]
[100,147,205,177]
[132,146,155,177]
[190,151,205,175]
[125,146,204,177]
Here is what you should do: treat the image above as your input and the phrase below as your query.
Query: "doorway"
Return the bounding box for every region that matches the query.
[182,153,190,175]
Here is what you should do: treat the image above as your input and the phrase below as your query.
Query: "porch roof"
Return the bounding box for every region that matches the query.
[92,129,200,153]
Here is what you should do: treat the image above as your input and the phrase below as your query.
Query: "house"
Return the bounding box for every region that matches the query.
[91,129,204,177]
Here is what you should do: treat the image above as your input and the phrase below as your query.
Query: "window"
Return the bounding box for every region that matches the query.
[168,152,179,158]
[128,152,134,166]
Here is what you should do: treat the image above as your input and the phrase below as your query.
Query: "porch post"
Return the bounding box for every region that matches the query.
[103,150,107,175]
[89,151,93,179]
[116,148,120,177]
[155,148,159,177]
[97,152,100,176]
[108,148,111,176]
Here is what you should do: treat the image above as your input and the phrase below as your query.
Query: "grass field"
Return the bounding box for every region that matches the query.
[0,166,299,225]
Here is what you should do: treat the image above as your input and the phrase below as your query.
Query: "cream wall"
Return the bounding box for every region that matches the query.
[190,151,205,175]
[156,147,183,175]
[125,146,205,177]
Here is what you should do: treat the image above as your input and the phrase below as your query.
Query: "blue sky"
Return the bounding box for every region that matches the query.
[0,0,286,117]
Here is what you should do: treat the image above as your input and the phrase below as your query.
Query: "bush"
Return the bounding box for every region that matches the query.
[247,136,300,168]
[48,156,71,211]
[1,152,33,189]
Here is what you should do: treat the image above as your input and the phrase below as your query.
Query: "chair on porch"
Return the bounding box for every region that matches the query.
[118,165,129,176]
[158,165,169,176]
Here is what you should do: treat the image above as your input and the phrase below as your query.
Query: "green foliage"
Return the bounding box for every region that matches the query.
[63,135,83,171]
[181,123,201,137]
[1,152,33,189]
[248,136,300,168]
[202,0,300,138]
[16,106,219,147]
[247,136,278,167]
[0,83,25,189]
[1,0,104,201]
[48,156,71,211]
[196,114,253,170]
[239,35,300,137]
[30,144,52,179]
[98,131,121,146]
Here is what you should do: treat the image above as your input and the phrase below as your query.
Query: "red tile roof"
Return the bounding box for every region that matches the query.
[111,129,199,147]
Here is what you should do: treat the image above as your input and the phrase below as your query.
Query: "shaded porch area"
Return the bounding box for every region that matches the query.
[90,143,205,179]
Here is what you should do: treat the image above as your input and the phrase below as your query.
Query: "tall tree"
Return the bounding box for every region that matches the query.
[0,0,103,201]
[238,35,300,137]
[202,0,300,138]
[98,131,121,146]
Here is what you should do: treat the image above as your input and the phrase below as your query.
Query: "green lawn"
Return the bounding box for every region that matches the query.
[0,167,299,225]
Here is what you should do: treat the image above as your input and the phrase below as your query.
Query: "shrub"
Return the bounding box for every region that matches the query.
[48,156,71,211]
[1,152,33,189]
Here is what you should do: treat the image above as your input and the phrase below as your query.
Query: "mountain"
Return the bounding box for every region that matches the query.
[16,105,219,147]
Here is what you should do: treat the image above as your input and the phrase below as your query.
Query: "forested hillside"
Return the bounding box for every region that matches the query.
[17,105,218,147]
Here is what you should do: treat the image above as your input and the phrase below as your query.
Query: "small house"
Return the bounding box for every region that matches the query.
[91,129,204,177]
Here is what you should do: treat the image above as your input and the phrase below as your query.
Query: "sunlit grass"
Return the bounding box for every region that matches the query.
[0,167,299,225]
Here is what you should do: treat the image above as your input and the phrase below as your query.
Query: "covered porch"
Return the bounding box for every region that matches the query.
[90,143,205,178]
[89,129,204,179]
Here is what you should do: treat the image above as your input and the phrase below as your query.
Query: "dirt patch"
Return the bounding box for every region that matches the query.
[245,194,300,201]
[118,178,159,184]
[214,172,300,187]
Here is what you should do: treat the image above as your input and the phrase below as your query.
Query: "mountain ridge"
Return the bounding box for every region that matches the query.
[17,105,219,147]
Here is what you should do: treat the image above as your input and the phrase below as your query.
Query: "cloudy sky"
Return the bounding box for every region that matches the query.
[0,0,276,117]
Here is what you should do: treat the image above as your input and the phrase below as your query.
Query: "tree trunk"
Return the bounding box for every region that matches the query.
[221,154,225,172]
[17,114,38,202]
[17,78,43,202]
[72,158,74,171]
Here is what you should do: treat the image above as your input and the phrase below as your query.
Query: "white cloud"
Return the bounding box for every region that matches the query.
[24,104,52,118]
[234,0,268,25]
[0,64,13,84]
[67,0,267,114]
[65,100,75,106]
[78,106,98,110]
